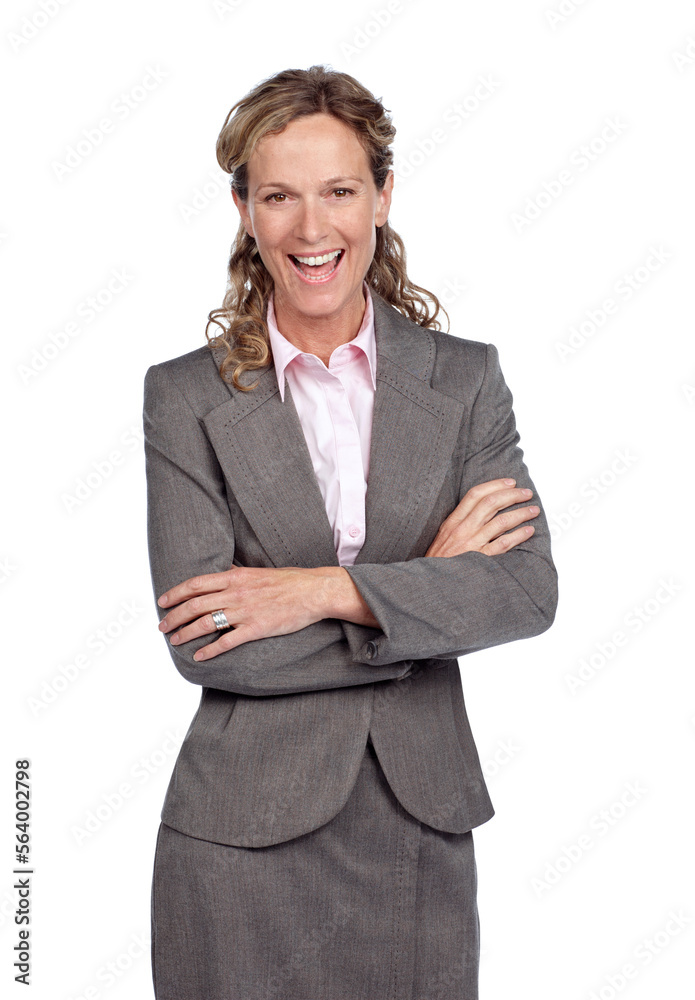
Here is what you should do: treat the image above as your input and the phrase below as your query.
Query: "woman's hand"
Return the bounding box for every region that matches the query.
[425,478,539,558]
[157,566,326,662]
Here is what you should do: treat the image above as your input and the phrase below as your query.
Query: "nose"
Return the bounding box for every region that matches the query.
[294,195,329,247]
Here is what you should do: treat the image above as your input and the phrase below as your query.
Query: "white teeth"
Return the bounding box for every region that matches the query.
[293,250,341,266]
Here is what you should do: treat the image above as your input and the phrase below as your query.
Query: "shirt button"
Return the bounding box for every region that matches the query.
[364,641,378,660]
[348,525,360,538]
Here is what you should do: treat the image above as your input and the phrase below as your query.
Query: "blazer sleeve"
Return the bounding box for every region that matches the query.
[143,363,415,697]
[340,343,559,665]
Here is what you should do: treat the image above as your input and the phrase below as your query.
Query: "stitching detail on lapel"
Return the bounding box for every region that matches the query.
[211,372,278,426]
[369,290,438,384]
[376,368,451,417]
[377,325,437,385]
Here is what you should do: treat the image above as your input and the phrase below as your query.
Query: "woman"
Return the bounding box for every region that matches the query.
[144,65,558,1000]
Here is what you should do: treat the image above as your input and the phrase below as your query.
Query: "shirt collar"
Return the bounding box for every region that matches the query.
[266,282,377,401]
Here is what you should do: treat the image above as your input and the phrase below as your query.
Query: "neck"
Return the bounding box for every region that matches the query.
[272,288,366,366]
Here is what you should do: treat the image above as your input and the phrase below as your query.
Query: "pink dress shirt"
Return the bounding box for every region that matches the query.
[266,283,377,567]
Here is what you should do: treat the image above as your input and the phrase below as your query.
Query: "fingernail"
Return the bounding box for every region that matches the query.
[159,619,168,630]
[158,595,168,606]
[522,489,532,496]
[504,479,515,485]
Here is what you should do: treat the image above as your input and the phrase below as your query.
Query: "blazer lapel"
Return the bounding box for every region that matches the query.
[202,364,340,569]
[203,289,465,569]
[356,292,466,565]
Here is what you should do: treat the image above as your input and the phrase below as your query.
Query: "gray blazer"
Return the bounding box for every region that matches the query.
[143,288,558,848]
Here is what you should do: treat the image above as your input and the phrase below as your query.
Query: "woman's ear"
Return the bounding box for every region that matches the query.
[375,170,394,228]
[232,190,254,239]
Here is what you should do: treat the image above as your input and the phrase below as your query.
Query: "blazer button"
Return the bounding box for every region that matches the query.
[364,641,378,660]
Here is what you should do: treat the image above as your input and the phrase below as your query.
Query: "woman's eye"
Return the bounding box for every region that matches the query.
[264,189,352,203]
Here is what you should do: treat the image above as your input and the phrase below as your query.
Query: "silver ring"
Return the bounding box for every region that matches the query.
[211,610,231,631]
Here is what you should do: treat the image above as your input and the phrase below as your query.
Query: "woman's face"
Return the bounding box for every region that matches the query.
[233,112,393,331]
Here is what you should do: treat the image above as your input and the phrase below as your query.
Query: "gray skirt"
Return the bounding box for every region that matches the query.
[150,740,480,1000]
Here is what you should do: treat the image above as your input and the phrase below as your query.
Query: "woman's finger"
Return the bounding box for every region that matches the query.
[168,608,237,646]
[463,505,539,551]
[433,487,533,549]
[192,623,258,661]
[157,569,233,608]
[427,502,539,557]
[469,486,534,525]
[480,504,539,540]
[444,483,532,531]
[481,523,536,556]
[159,589,237,634]
[448,478,519,521]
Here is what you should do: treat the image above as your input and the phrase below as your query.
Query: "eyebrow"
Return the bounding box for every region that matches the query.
[255,176,366,192]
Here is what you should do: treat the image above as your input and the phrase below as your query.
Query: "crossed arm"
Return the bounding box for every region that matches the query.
[156,478,540,660]
[144,345,557,695]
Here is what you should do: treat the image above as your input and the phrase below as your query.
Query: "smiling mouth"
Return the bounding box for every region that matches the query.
[288,249,344,281]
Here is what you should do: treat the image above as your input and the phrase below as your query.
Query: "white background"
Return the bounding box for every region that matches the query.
[2,1,694,997]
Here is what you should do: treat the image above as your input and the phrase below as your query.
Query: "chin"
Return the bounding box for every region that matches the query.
[290,294,348,318]
[281,280,359,313]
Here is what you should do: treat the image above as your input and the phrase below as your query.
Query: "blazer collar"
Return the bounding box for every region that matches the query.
[204,288,465,569]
